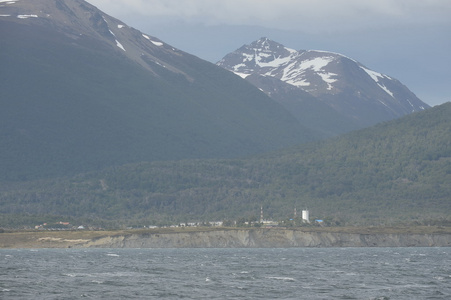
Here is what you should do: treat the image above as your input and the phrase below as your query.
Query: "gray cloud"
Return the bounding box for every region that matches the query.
[88,0,451,33]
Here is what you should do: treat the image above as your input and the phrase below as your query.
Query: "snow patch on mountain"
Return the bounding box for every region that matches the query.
[281,61,308,86]
[319,73,338,90]
[115,40,126,51]
[280,56,337,89]
[361,66,395,98]
[379,84,394,98]
[234,72,250,79]
[17,14,37,19]
[406,98,424,112]
[232,63,246,72]
[255,53,293,69]
[300,56,334,72]
[102,17,126,52]
[141,34,163,46]
[150,40,163,47]
[107,28,125,51]
[361,66,391,82]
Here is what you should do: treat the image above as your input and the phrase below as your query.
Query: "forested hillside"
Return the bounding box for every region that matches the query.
[1,103,450,228]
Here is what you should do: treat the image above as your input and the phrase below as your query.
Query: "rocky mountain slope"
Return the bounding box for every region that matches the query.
[0,1,315,181]
[218,38,430,136]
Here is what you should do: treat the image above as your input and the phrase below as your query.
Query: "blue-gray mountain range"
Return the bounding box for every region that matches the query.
[0,0,429,181]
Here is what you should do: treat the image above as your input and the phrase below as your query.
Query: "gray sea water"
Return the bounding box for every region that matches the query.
[1,247,450,299]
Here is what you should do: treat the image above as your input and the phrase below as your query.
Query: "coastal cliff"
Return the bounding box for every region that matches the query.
[82,229,451,248]
[2,228,451,248]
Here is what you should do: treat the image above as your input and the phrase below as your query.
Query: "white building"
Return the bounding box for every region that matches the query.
[302,210,310,223]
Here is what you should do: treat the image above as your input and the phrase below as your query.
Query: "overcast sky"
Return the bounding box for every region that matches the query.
[87,0,450,106]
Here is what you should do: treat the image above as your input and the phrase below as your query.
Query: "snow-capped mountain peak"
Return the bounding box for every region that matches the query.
[218,38,417,99]
[218,39,351,92]
[218,38,429,129]
[218,37,297,78]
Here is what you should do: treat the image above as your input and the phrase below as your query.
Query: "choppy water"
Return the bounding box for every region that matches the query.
[1,247,450,299]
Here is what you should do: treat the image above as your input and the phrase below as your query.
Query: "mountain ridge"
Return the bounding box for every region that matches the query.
[0,1,316,181]
[218,37,429,135]
[0,0,182,76]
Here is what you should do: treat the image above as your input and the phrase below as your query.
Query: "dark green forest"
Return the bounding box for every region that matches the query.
[0,103,450,228]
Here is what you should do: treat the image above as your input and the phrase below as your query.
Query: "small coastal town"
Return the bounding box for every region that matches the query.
[32,208,322,231]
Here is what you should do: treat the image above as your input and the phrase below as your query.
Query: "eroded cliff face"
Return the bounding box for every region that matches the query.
[79,229,451,248]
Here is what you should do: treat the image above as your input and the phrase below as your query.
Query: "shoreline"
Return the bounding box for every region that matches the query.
[1,226,451,249]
